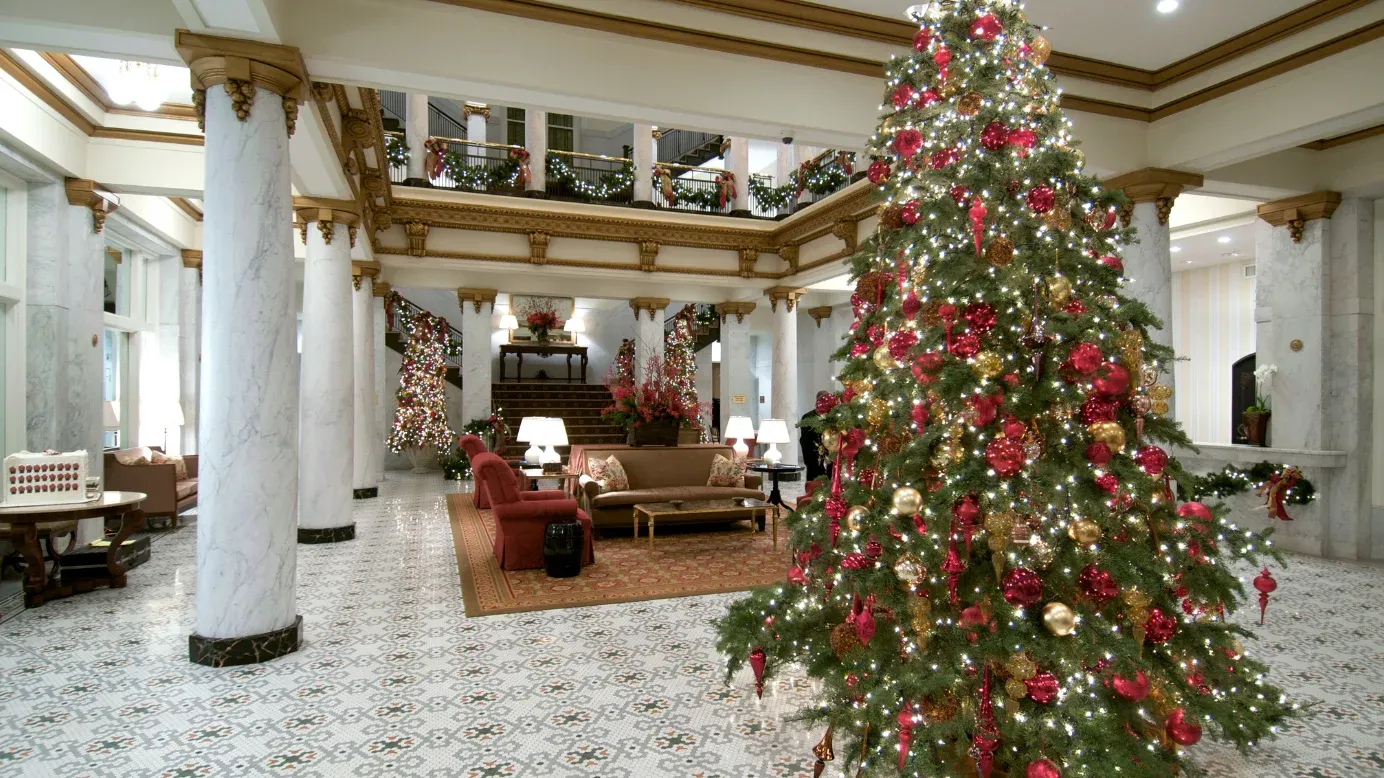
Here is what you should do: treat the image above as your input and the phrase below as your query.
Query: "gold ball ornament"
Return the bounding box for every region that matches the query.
[1046,276,1073,305]
[1087,421,1127,453]
[1042,602,1077,636]
[892,486,923,515]
[830,622,862,659]
[1005,678,1029,700]
[1028,537,1055,569]
[958,92,984,116]
[851,378,874,395]
[971,351,1003,380]
[939,74,963,98]
[1005,653,1038,681]
[821,429,841,453]
[985,236,1015,268]
[893,553,925,583]
[873,344,900,371]
[1029,35,1053,66]
[845,505,868,533]
[1067,519,1102,546]
[867,397,889,426]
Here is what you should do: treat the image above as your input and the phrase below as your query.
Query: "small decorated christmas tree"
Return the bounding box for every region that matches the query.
[386,310,456,458]
[716,2,1292,776]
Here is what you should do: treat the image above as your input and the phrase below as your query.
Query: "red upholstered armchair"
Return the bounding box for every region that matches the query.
[471,452,595,571]
[796,477,825,510]
[459,434,566,509]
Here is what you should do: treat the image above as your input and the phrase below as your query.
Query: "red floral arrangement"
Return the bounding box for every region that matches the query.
[602,355,705,430]
[521,299,563,342]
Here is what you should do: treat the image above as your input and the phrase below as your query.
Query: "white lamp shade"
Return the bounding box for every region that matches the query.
[499,313,519,330]
[724,416,755,441]
[165,403,186,427]
[538,417,569,446]
[102,401,121,429]
[515,416,547,442]
[564,318,585,333]
[756,418,790,444]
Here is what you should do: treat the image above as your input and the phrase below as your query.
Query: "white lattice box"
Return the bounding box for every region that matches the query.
[3,450,90,506]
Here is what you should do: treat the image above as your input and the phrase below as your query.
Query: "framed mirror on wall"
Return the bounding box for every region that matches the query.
[508,295,576,344]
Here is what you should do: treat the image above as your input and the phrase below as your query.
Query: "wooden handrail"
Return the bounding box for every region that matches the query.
[429,136,521,151]
[548,149,632,164]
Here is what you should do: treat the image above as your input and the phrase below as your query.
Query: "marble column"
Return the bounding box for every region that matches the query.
[464,103,489,158]
[726,136,751,215]
[525,108,547,196]
[155,253,183,454]
[457,288,497,425]
[767,288,804,465]
[296,200,358,541]
[695,343,714,435]
[775,143,797,189]
[1105,168,1203,418]
[717,302,755,433]
[629,297,669,382]
[179,250,201,454]
[179,30,305,666]
[351,264,380,499]
[405,92,428,185]
[632,123,654,206]
[808,306,835,392]
[372,283,390,483]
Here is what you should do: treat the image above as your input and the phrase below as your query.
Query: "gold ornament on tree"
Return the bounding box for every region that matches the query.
[867,397,889,426]
[1029,35,1053,66]
[831,622,862,660]
[1067,518,1101,546]
[1028,537,1055,568]
[1087,421,1127,453]
[958,92,984,116]
[986,236,1015,267]
[811,724,835,778]
[910,595,933,649]
[894,553,925,583]
[985,511,1015,582]
[873,344,899,371]
[1046,276,1073,306]
[845,505,868,533]
[892,486,923,515]
[821,429,841,453]
[971,351,1003,379]
[1124,588,1153,652]
[1042,602,1077,636]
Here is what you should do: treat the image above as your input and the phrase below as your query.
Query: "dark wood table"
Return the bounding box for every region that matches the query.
[747,463,806,530]
[500,343,588,383]
[0,491,147,607]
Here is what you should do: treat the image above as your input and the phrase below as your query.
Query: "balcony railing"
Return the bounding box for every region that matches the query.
[435,137,528,194]
[545,150,633,204]
[386,292,462,367]
[654,163,731,214]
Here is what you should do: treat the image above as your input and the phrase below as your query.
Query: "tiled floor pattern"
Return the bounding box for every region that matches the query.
[0,473,1381,777]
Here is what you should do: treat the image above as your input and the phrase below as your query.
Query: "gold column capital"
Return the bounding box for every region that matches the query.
[1103,168,1204,225]
[1257,191,1342,243]
[180,249,203,269]
[717,301,757,324]
[456,287,498,313]
[64,178,118,233]
[351,260,382,278]
[629,297,671,321]
[765,286,806,313]
[176,30,307,133]
[462,102,492,120]
[807,305,833,327]
[372,281,393,298]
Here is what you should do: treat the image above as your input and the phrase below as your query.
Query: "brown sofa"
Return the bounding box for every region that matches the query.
[573,444,765,529]
[103,447,198,527]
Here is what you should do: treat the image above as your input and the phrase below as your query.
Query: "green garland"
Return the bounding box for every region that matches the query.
[386,134,408,168]
[797,157,852,195]
[667,177,724,211]
[748,152,856,212]
[1177,461,1316,506]
[546,154,634,201]
[440,152,521,192]
[750,176,796,211]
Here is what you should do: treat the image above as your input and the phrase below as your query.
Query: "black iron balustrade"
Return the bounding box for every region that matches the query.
[387,293,463,367]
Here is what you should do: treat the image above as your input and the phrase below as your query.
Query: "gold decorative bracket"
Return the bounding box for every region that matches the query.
[456,287,498,314]
[766,286,806,313]
[807,305,833,327]
[65,178,118,233]
[717,301,757,324]
[1257,191,1342,244]
[628,297,671,321]
[1103,168,1205,226]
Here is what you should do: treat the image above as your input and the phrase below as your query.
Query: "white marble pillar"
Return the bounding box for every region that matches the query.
[695,343,714,435]
[352,267,379,499]
[717,303,755,433]
[727,136,751,214]
[296,202,357,540]
[525,108,547,195]
[632,123,654,205]
[458,289,496,425]
[465,103,489,158]
[406,93,428,184]
[768,288,802,465]
[183,30,305,665]
[775,143,797,189]
[630,298,669,383]
[372,288,389,483]
[179,251,201,454]
[809,306,835,392]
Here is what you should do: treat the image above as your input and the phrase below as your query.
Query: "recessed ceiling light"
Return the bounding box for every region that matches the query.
[1157,0,1180,14]
[1217,235,1232,244]
[1170,246,1182,253]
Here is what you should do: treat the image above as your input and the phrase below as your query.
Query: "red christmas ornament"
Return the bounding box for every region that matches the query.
[934,45,952,79]
[911,402,929,428]
[900,200,920,225]
[1078,564,1119,606]
[953,495,982,526]
[1095,473,1120,494]
[943,543,965,604]
[787,566,807,585]
[826,496,847,520]
[865,536,883,558]
[964,302,996,334]
[896,708,914,768]
[902,292,921,319]
[1067,342,1103,375]
[938,303,958,322]
[1145,607,1175,644]
[986,437,1026,477]
[912,27,933,51]
[1098,255,1124,273]
[915,350,944,373]
[850,342,870,358]
[1177,502,1213,522]
[950,333,981,360]
[1165,708,1202,746]
[867,323,886,346]
[1002,416,1026,439]
[1002,567,1044,607]
[1254,567,1277,625]
[970,13,1002,41]
[980,122,1009,151]
[1062,299,1087,315]
[1026,758,1062,778]
[893,128,923,158]
[931,147,958,169]
[1027,186,1056,214]
[1085,442,1112,466]
[867,158,890,184]
[815,393,839,415]
[1093,362,1131,396]
[1007,127,1037,155]
[1025,670,1059,704]
[748,647,766,698]
[841,552,870,570]
[1134,445,1168,476]
[891,84,916,110]
[970,394,1001,428]
[916,89,941,107]
[855,605,876,645]
[969,198,989,258]
[889,330,918,360]
[1111,670,1150,702]
[949,185,970,204]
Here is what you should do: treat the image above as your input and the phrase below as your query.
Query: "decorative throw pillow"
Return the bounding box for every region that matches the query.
[587,457,609,483]
[115,447,152,466]
[151,450,189,480]
[600,456,629,492]
[707,454,746,488]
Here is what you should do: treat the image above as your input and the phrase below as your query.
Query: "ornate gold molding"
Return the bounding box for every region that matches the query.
[807,305,833,327]
[351,260,382,281]
[294,197,360,245]
[457,287,498,313]
[629,297,671,321]
[1257,191,1342,243]
[766,286,806,313]
[64,178,117,233]
[737,248,760,278]
[717,301,756,324]
[778,244,800,274]
[831,219,858,254]
[180,249,203,269]
[529,232,550,264]
[405,220,430,257]
[1104,168,1205,226]
[175,30,307,133]
[638,241,659,272]
[462,102,492,120]
[373,281,393,298]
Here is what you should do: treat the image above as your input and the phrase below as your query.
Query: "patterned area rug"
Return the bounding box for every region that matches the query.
[448,493,787,615]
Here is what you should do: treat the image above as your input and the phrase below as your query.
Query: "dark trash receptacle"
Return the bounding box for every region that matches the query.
[543,518,583,578]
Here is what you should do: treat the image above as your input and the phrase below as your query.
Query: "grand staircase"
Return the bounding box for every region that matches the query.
[383,293,463,389]
[493,383,626,460]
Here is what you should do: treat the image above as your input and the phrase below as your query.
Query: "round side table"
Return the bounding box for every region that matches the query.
[0,491,147,607]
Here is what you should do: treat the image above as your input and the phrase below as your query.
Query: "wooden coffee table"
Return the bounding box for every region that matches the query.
[632,498,776,549]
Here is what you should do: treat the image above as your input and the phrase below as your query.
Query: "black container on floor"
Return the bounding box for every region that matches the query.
[543,518,584,578]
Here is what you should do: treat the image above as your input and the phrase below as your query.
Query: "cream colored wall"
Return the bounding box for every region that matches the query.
[1170,262,1257,444]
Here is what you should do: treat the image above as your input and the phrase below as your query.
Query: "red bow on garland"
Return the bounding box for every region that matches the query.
[423,138,446,181]
[510,148,532,186]
[655,166,676,205]
[716,171,737,210]
[1257,466,1302,521]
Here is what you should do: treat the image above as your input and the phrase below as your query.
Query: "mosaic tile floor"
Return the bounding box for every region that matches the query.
[0,473,1381,777]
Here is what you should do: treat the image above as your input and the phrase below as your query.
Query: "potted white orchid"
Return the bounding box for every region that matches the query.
[1242,363,1277,446]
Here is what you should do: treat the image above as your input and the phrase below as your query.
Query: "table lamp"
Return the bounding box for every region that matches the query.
[564,317,585,344]
[756,418,789,467]
[499,313,519,333]
[538,417,568,472]
[724,416,755,460]
[516,416,547,466]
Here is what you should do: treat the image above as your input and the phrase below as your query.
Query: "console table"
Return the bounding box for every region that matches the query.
[500,343,588,383]
[0,491,147,607]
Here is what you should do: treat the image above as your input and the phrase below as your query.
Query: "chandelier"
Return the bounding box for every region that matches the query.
[106,61,175,112]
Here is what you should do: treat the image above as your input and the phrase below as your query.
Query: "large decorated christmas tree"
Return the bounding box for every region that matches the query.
[716,2,1292,776]
[386,310,456,455]
[665,306,707,439]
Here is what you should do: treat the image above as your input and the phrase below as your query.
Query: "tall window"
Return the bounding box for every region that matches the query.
[104,246,130,316]
[548,113,574,152]
[506,107,525,147]
[102,328,128,448]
